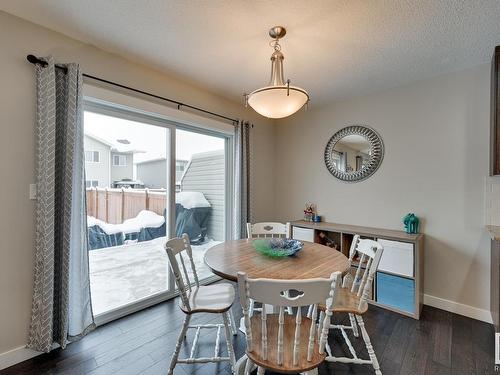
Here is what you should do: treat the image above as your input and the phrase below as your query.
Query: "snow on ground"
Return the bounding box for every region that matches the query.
[89,237,219,316]
[88,210,165,235]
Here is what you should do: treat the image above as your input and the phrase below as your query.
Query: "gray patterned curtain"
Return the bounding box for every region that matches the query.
[233,120,252,239]
[27,57,95,353]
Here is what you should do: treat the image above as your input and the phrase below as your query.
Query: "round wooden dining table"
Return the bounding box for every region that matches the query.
[204,239,350,374]
[204,238,350,281]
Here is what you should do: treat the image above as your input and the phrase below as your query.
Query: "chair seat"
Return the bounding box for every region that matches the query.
[319,287,368,315]
[247,314,325,374]
[179,283,235,314]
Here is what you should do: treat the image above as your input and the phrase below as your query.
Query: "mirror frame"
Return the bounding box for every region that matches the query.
[324,125,384,182]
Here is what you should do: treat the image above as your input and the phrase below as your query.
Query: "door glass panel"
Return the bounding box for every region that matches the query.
[173,129,227,281]
[84,110,173,316]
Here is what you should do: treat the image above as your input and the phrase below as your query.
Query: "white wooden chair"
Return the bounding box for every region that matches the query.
[316,235,384,375]
[165,233,237,375]
[237,271,342,375]
[246,222,291,239]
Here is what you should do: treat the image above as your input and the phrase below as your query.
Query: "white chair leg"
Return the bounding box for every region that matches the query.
[168,314,191,375]
[356,315,382,375]
[229,308,238,336]
[249,298,255,317]
[243,356,255,375]
[349,313,359,337]
[223,311,236,374]
[239,316,246,334]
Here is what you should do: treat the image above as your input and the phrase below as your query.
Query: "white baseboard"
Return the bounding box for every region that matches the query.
[424,293,493,323]
[0,346,42,370]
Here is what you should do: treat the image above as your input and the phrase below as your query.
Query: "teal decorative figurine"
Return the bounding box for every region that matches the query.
[403,213,419,234]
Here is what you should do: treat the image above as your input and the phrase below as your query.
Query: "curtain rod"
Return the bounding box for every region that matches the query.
[26,54,239,125]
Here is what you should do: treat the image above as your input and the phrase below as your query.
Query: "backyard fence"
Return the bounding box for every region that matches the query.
[86,188,167,224]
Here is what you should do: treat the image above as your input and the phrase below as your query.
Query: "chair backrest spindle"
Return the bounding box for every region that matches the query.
[261,304,268,360]
[307,304,318,361]
[178,253,192,292]
[238,273,253,351]
[293,308,302,365]
[277,306,285,365]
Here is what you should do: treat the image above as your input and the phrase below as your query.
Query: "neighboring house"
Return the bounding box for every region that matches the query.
[84,135,111,188]
[181,150,225,241]
[136,158,188,189]
[110,151,134,184]
[84,133,140,188]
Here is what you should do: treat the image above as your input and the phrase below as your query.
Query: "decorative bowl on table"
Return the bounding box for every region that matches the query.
[252,238,303,258]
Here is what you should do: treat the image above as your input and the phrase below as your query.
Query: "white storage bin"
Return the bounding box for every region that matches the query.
[292,227,314,242]
[377,239,414,278]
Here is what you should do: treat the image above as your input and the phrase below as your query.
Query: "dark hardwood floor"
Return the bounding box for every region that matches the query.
[2,289,495,375]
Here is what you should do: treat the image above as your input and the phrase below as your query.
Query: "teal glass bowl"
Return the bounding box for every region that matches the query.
[252,238,303,258]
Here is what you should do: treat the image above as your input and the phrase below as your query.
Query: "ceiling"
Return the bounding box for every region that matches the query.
[3,0,500,106]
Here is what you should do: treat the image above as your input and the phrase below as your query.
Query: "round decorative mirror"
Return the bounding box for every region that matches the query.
[324,125,384,182]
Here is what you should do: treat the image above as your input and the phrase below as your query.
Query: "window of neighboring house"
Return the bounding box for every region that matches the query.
[113,154,127,166]
[85,150,100,163]
[85,180,99,188]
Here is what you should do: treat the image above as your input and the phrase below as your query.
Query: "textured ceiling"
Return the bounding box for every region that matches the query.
[2,0,500,106]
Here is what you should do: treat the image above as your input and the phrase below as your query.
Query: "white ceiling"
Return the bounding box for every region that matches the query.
[3,0,500,106]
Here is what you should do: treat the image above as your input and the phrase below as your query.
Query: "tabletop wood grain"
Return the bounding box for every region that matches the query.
[204,239,350,281]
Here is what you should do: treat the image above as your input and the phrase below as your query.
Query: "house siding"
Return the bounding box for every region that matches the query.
[84,135,110,187]
[137,159,168,188]
[181,150,225,241]
[136,159,189,189]
[110,152,134,183]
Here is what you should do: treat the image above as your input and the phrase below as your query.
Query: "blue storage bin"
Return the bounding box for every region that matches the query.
[376,272,415,314]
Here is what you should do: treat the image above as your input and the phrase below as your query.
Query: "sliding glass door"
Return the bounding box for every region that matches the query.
[83,100,232,322]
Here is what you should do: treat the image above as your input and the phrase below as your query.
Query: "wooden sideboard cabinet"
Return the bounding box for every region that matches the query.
[291,220,424,319]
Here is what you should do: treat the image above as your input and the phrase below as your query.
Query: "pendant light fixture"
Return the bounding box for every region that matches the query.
[245,26,309,119]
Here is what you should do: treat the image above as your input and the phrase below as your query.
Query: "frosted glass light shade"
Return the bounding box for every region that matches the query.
[247,86,309,119]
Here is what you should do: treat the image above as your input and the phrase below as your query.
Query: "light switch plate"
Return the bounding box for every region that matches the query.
[29,183,37,200]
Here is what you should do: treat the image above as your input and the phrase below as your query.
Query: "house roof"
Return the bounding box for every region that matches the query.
[135,157,189,165]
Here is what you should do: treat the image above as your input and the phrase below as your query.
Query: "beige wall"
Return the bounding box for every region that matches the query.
[0,11,274,355]
[274,63,491,314]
